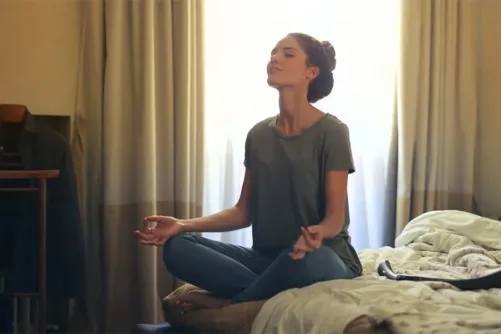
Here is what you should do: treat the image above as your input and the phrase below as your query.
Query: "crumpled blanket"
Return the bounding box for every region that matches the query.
[250,210,501,334]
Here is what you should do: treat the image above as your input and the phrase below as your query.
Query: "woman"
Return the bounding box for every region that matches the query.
[136,32,362,311]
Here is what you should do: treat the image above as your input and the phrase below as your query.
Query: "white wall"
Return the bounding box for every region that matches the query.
[0,0,84,116]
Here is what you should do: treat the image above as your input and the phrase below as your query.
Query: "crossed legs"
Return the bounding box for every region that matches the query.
[163,234,356,309]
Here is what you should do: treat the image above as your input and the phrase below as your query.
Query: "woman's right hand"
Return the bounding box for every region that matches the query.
[135,215,185,246]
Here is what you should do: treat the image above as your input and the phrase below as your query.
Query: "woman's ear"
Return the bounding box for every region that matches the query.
[306,65,320,81]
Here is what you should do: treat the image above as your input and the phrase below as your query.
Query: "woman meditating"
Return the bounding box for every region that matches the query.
[136,32,363,311]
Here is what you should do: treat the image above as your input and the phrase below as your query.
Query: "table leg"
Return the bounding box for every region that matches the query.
[38,178,47,334]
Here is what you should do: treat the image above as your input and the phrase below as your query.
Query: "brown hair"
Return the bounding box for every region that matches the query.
[288,33,337,103]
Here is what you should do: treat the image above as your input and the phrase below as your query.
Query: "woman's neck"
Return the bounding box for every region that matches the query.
[277,90,311,135]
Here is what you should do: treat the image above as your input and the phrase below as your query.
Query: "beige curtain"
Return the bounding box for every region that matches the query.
[71,0,204,332]
[395,0,479,235]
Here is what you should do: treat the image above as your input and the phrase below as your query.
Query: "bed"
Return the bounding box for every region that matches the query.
[162,210,501,334]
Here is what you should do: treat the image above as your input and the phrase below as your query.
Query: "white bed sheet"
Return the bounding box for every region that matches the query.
[250,210,501,334]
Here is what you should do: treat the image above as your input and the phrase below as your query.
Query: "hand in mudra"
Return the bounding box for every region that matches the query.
[289,225,324,260]
[135,215,185,246]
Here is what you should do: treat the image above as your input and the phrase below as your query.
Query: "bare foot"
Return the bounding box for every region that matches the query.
[170,289,204,312]
[177,291,232,311]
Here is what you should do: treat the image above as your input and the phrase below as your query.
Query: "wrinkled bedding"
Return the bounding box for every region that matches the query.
[251,210,501,334]
[163,284,385,334]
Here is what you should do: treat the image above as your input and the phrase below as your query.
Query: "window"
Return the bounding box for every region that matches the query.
[203,0,401,249]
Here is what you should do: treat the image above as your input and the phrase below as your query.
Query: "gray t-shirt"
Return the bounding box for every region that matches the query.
[244,113,362,275]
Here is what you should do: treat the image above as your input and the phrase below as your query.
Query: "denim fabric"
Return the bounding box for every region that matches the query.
[163,234,358,303]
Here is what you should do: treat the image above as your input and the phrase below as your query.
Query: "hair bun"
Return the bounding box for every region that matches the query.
[320,40,336,71]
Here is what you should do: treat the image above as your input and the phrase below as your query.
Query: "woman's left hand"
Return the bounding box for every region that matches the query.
[289,225,324,260]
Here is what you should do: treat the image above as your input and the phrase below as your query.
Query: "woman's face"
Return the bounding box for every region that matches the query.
[267,36,319,89]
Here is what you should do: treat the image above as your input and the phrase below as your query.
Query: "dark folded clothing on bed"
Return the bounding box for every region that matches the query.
[378,260,501,290]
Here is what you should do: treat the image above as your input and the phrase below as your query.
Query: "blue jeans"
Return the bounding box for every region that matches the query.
[163,234,358,303]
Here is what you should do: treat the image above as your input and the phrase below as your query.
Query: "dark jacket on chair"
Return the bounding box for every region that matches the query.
[0,111,85,298]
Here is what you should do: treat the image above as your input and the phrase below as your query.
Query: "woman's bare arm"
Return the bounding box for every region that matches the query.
[319,169,348,238]
[180,168,252,233]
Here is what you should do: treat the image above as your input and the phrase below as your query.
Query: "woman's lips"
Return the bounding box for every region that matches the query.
[268,67,281,74]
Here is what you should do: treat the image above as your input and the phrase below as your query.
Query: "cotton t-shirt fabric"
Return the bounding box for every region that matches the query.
[244,113,362,275]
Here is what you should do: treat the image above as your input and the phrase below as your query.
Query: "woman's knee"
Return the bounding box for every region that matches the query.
[162,233,192,270]
[289,245,354,280]
[305,245,356,279]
